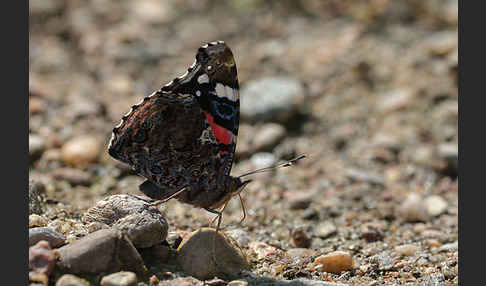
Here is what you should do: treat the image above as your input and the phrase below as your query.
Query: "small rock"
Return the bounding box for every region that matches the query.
[56,228,145,275]
[250,152,276,169]
[240,77,305,122]
[55,274,90,286]
[227,229,252,247]
[425,31,457,56]
[397,193,430,222]
[286,192,313,210]
[438,143,458,177]
[29,272,48,286]
[374,253,394,271]
[313,251,354,274]
[346,168,385,185]
[82,194,168,248]
[252,123,286,151]
[424,195,448,216]
[291,228,312,248]
[177,228,249,280]
[100,271,137,286]
[395,244,419,256]
[228,280,248,286]
[158,277,203,286]
[51,168,93,186]
[377,88,414,113]
[29,96,47,115]
[247,241,280,260]
[204,278,228,286]
[360,223,384,242]
[29,240,56,276]
[439,241,458,252]
[29,227,66,248]
[61,136,101,167]
[286,248,316,260]
[315,221,337,238]
[29,180,45,215]
[29,214,48,228]
[30,134,46,162]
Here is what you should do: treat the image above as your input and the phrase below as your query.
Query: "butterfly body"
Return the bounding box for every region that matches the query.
[108,41,247,210]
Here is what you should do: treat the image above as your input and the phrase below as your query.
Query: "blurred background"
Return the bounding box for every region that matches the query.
[29,0,457,283]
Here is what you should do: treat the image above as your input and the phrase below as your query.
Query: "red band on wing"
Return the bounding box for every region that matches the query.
[204,112,233,145]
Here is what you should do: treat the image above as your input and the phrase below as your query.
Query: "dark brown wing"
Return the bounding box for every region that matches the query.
[108,41,241,201]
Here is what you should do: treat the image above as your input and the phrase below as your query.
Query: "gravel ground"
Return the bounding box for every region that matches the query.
[29,1,458,285]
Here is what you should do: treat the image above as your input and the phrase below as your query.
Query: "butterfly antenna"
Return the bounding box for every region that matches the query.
[238,154,307,178]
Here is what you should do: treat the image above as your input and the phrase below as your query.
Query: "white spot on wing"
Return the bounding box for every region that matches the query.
[196,90,201,97]
[197,74,209,84]
[215,83,238,101]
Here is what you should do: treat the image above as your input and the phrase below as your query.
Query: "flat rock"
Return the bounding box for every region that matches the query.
[55,274,90,286]
[29,227,66,248]
[56,228,146,275]
[100,271,137,286]
[315,221,337,238]
[82,194,168,248]
[177,228,249,280]
[240,77,305,123]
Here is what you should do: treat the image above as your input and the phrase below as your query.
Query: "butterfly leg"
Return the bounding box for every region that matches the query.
[148,186,188,207]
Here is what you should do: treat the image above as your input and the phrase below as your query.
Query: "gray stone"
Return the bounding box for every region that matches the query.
[56,228,145,275]
[397,193,430,222]
[29,180,45,215]
[240,77,305,122]
[82,194,168,248]
[29,227,66,248]
[315,221,337,238]
[252,123,286,152]
[29,134,46,161]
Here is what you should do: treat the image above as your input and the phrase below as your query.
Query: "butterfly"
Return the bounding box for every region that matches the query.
[108,41,305,229]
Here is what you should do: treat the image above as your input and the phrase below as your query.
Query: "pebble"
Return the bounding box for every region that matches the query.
[424,195,448,217]
[315,221,337,238]
[313,251,354,274]
[346,168,385,186]
[438,143,458,176]
[240,77,305,122]
[291,228,312,248]
[377,88,414,113]
[52,168,93,186]
[177,228,249,280]
[56,228,145,275]
[29,214,48,228]
[157,277,203,286]
[439,241,458,252]
[228,280,248,286]
[55,274,90,286]
[30,134,46,161]
[29,180,45,215]
[286,192,313,210]
[29,227,66,248]
[250,152,276,169]
[425,31,457,56]
[82,194,168,248]
[397,193,430,222]
[248,241,280,260]
[252,123,286,151]
[100,271,137,286]
[360,223,384,242]
[286,248,316,260]
[274,279,349,286]
[395,244,419,256]
[29,240,56,276]
[61,136,101,167]
[227,229,252,247]
[29,97,47,115]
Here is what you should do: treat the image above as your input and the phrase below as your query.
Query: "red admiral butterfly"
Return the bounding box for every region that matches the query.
[108,41,305,229]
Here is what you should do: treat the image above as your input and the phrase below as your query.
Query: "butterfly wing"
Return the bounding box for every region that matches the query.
[108,41,240,202]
